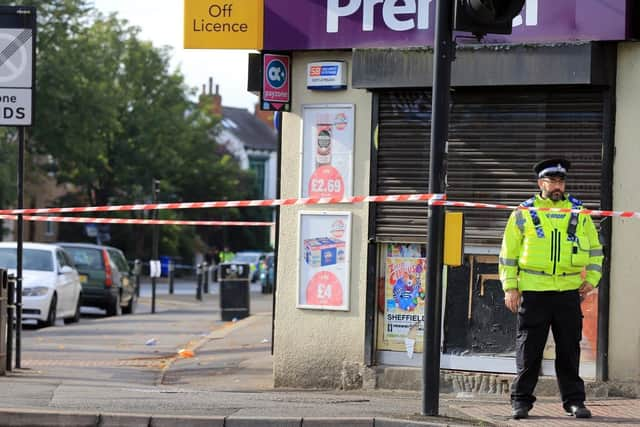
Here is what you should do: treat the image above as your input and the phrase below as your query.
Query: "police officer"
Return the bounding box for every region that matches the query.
[499,158,603,420]
[220,246,235,263]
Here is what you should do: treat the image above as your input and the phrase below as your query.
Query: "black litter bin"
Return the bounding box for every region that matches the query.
[219,262,250,321]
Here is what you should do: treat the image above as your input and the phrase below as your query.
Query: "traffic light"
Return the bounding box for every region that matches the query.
[454,0,525,38]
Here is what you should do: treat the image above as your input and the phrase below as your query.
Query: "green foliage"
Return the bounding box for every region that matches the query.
[5,0,269,260]
[0,129,18,232]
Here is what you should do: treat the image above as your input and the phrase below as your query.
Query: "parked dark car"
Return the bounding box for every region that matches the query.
[58,243,136,316]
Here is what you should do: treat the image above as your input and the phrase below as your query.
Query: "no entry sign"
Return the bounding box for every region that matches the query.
[0,6,35,127]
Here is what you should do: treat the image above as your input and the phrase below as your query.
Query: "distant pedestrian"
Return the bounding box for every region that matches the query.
[210,247,221,282]
[499,158,603,420]
[212,246,221,265]
[220,246,235,263]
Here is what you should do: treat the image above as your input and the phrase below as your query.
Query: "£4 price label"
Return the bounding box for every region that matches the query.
[306,271,343,307]
[308,165,344,198]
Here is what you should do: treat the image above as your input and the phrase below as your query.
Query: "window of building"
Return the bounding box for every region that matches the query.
[45,221,55,236]
[249,158,267,198]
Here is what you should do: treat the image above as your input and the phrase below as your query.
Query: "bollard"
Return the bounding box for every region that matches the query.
[203,262,209,294]
[168,259,175,295]
[5,274,15,373]
[133,259,142,297]
[196,263,203,301]
[0,269,6,375]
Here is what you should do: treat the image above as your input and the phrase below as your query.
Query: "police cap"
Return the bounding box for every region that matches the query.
[534,158,570,179]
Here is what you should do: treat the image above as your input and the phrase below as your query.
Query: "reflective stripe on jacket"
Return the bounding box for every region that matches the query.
[499,194,603,292]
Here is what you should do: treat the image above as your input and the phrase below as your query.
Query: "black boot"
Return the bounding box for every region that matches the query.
[565,403,592,418]
[512,404,532,420]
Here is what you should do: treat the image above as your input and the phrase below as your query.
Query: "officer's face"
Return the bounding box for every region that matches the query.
[538,176,566,201]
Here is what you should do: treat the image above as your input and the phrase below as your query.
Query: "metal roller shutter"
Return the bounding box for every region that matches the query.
[375,88,604,247]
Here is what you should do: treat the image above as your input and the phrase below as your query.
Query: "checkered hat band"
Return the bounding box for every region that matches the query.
[538,165,567,178]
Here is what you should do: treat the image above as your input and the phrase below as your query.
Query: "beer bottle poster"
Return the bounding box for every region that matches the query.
[300,104,355,198]
[297,211,351,311]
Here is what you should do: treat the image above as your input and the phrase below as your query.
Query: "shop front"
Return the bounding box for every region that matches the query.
[264,0,636,390]
[356,45,616,379]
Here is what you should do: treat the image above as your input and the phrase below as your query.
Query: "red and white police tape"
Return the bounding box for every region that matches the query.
[1,193,639,223]
[0,214,274,227]
[430,200,640,219]
[0,193,445,215]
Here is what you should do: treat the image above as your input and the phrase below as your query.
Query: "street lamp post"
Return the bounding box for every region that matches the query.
[151,179,160,314]
[423,0,454,416]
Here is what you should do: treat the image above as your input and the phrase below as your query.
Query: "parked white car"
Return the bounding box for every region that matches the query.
[0,242,82,327]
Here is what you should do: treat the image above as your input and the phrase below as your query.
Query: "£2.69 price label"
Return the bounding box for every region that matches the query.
[308,165,344,198]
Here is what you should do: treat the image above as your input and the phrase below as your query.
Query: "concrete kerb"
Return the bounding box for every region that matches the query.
[0,408,98,427]
[0,410,466,427]
[98,413,152,427]
[150,415,225,427]
[300,419,373,427]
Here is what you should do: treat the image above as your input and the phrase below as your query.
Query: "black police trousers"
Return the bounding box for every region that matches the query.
[511,290,585,409]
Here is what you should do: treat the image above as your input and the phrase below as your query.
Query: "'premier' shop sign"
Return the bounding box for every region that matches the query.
[264,0,630,50]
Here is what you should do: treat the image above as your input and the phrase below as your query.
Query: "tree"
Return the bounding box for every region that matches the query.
[16,0,259,259]
[0,129,17,227]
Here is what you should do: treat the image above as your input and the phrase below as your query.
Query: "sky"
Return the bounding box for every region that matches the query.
[91,0,259,111]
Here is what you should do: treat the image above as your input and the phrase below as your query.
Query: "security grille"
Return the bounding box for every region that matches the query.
[375,88,604,247]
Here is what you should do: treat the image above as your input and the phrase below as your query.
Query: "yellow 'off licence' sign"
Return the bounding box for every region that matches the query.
[184,0,263,49]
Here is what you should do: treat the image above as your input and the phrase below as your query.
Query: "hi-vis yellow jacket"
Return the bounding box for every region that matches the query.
[499,194,604,292]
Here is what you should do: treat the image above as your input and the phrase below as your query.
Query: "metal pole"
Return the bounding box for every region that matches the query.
[151,179,159,314]
[271,111,282,355]
[596,88,615,382]
[203,262,209,293]
[6,275,14,372]
[16,126,24,369]
[168,260,174,295]
[423,0,453,416]
[134,259,141,298]
[196,263,203,301]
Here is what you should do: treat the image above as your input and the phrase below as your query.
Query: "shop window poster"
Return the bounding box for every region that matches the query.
[297,211,351,311]
[300,104,355,199]
[381,244,426,356]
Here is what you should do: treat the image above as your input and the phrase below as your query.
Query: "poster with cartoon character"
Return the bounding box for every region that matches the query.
[383,256,426,353]
[298,211,351,311]
[300,104,354,199]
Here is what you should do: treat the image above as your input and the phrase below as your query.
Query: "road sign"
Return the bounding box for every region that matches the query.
[0,6,36,127]
[261,53,290,112]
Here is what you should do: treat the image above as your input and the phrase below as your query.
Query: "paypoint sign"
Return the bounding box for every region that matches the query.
[184,0,263,49]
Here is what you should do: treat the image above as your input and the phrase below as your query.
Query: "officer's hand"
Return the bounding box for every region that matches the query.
[579,282,594,300]
[504,289,521,313]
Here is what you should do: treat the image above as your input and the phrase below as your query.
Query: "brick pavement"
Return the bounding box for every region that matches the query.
[450,398,640,426]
